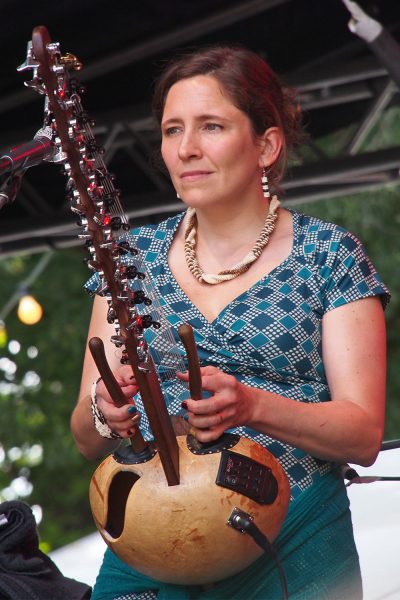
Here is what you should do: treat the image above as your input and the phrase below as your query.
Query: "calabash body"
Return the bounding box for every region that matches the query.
[90,435,289,585]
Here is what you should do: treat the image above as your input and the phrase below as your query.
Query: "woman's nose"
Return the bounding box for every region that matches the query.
[178,130,201,160]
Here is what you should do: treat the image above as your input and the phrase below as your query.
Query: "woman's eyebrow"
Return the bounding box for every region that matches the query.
[162,113,231,125]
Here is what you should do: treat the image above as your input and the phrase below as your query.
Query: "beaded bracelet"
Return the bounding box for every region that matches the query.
[90,377,121,439]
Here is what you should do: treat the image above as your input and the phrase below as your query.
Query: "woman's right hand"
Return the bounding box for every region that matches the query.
[95,365,140,438]
[72,295,142,459]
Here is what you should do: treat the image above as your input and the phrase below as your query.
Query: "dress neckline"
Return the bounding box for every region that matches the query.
[161,208,299,327]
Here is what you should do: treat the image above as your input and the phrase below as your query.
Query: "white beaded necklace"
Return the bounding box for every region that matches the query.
[183,195,280,285]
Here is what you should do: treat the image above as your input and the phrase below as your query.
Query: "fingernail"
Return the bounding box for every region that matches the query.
[183,414,189,422]
[128,405,137,415]
[181,401,188,410]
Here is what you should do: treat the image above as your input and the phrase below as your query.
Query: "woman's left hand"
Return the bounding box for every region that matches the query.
[178,366,253,442]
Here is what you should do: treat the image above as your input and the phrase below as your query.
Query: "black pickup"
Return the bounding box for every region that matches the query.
[216,450,278,505]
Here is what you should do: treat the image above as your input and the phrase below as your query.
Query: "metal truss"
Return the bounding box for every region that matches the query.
[0,0,399,256]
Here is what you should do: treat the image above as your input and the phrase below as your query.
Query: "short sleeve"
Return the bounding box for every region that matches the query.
[84,271,100,295]
[323,232,390,313]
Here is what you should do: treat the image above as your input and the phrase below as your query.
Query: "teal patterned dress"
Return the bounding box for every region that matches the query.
[88,209,389,600]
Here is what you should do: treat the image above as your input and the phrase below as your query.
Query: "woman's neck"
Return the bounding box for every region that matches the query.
[193,196,270,246]
[186,196,276,272]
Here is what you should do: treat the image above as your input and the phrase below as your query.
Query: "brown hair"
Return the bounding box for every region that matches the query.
[152,45,304,191]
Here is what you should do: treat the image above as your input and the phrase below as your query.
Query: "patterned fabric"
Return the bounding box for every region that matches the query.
[85,208,390,499]
[114,593,157,600]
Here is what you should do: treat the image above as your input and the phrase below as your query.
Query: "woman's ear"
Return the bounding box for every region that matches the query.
[258,127,283,168]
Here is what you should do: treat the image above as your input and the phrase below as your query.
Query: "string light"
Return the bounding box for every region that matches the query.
[0,252,52,329]
[17,294,43,325]
[0,320,7,348]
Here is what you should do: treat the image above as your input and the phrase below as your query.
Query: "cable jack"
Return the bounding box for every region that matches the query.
[227,507,288,600]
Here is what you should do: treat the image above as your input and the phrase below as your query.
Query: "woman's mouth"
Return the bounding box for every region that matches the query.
[180,170,212,182]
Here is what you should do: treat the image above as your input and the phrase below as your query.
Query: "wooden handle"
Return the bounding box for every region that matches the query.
[88,336,147,453]
[89,337,128,407]
[178,324,202,400]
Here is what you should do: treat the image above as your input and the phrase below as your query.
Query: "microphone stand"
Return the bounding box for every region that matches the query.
[341,439,400,486]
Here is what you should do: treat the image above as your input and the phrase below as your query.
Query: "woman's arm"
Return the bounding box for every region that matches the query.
[71,295,139,460]
[181,296,386,466]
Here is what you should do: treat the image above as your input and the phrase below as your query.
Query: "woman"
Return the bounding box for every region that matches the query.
[71,45,389,599]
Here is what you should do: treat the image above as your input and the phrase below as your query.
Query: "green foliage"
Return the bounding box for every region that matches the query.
[0,248,96,549]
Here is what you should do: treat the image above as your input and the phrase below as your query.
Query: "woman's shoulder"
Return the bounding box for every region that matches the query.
[288,208,390,308]
[132,212,184,251]
[292,209,350,241]
[290,208,363,260]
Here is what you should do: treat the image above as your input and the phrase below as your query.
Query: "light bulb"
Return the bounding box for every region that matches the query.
[17,295,43,325]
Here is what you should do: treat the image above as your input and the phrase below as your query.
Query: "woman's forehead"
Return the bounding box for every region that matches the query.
[162,75,240,118]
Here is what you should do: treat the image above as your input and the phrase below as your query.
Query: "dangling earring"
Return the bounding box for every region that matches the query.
[261,167,270,199]
[176,191,180,199]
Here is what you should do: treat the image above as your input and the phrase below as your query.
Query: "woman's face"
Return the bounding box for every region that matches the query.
[160,75,272,211]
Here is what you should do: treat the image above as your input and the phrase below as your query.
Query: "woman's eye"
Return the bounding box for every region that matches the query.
[204,123,222,132]
[163,126,181,136]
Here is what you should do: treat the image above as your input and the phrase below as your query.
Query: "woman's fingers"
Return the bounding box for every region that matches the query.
[96,365,139,405]
[183,375,237,414]
[189,409,227,429]
[96,395,141,435]
[180,368,251,441]
[92,363,142,438]
[189,412,228,442]
[106,410,141,438]
[177,365,221,384]
[125,413,141,438]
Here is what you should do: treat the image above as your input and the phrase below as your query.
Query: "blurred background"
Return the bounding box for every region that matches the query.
[0,0,399,595]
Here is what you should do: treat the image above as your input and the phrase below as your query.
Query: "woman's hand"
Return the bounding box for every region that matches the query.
[95,365,140,438]
[178,366,254,442]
